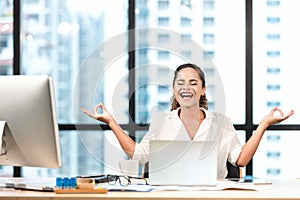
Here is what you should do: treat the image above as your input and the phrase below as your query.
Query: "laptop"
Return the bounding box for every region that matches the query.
[148,140,218,186]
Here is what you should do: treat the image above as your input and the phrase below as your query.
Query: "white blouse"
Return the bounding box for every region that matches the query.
[132,108,242,179]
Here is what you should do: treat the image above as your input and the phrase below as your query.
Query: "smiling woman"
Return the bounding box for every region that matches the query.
[171,64,207,140]
[81,63,294,179]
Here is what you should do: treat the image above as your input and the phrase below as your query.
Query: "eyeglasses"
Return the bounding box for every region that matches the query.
[106,174,148,186]
[78,174,149,186]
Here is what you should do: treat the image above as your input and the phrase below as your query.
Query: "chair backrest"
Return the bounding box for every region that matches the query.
[143,162,149,178]
[226,160,240,179]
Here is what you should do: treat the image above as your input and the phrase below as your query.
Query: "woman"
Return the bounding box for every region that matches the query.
[81,63,294,179]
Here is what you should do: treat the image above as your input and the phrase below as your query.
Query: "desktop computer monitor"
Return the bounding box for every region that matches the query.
[0,75,62,168]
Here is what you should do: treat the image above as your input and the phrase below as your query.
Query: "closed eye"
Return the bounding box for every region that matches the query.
[190,80,199,85]
[176,80,185,85]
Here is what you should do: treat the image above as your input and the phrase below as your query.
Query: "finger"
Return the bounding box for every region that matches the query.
[276,110,293,121]
[284,110,295,119]
[81,107,88,114]
[81,108,94,118]
[269,107,278,115]
[288,109,294,115]
[81,108,89,114]
[94,103,102,114]
[99,103,107,112]
[276,108,284,117]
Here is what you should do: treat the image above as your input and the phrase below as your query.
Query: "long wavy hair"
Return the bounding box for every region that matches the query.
[170,63,208,111]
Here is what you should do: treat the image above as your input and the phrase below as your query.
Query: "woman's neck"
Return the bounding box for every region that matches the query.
[178,106,205,140]
[179,106,203,120]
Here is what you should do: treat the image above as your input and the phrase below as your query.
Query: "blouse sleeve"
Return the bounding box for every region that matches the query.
[132,111,168,164]
[225,118,242,165]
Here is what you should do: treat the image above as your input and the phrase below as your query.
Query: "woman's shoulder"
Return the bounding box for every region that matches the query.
[147,109,179,133]
[150,108,178,123]
[203,108,231,122]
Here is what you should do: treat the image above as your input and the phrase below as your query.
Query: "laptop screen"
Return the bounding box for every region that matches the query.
[149,140,218,186]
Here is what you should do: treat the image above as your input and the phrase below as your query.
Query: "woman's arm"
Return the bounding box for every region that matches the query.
[81,103,136,158]
[236,107,294,166]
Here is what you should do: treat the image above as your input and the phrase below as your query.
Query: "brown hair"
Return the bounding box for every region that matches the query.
[170,63,208,111]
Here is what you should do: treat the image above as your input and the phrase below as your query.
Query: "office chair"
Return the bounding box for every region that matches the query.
[143,162,149,178]
[226,160,241,179]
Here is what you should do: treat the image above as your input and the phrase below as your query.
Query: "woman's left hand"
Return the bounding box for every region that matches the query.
[262,107,294,127]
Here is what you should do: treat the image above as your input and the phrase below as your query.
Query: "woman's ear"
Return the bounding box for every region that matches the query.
[201,86,206,96]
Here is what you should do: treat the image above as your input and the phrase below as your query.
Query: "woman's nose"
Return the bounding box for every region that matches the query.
[182,83,191,89]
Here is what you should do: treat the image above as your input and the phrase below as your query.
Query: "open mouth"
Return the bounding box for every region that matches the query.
[180,92,193,99]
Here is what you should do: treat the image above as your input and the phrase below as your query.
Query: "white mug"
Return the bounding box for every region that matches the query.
[119,160,139,177]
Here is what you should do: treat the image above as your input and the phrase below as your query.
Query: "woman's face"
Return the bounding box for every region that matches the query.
[173,67,206,109]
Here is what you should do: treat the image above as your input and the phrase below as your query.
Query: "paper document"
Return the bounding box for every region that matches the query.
[98,180,257,192]
[148,181,257,191]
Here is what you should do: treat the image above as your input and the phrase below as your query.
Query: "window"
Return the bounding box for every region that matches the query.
[266,33,280,40]
[203,0,215,10]
[253,7,300,179]
[266,151,281,159]
[203,50,215,59]
[267,0,280,6]
[180,34,192,41]
[267,67,280,74]
[203,17,214,26]
[158,17,170,26]
[18,0,128,177]
[203,33,215,43]
[266,50,280,57]
[180,17,192,26]
[158,50,170,59]
[158,0,169,9]
[158,34,170,42]
[0,0,13,75]
[180,50,192,59]
[266,17,280,23]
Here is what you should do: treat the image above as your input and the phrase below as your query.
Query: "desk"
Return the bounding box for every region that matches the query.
[0,179,300,200]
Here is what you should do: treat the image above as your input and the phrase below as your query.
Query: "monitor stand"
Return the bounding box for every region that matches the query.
[0,121,7,155]
[0,121,28,165]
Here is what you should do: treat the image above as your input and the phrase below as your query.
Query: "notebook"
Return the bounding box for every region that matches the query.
[148,140,218,186]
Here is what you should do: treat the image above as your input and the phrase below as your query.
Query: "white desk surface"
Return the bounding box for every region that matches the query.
[0,178,300,200]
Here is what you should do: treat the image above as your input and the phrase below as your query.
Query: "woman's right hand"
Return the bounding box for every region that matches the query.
[81,103,113,124]
[82,103,136,158]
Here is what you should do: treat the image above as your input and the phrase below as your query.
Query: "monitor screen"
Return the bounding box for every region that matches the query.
[0,75,62,168]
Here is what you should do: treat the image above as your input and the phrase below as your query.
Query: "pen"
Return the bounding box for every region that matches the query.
[4,183,54,192]
[76,174,105,178]
[76,174,109,184]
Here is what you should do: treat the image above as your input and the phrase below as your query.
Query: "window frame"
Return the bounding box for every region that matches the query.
[11,0,300,177]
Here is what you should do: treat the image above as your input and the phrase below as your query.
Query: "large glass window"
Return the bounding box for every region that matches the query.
[253,131,300,178]
[0,0,13,75]
[19,0,128,177]
[253,0,300,124]
[0,0,13,175]
[253,0,300,178]
[135,0,245,125]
